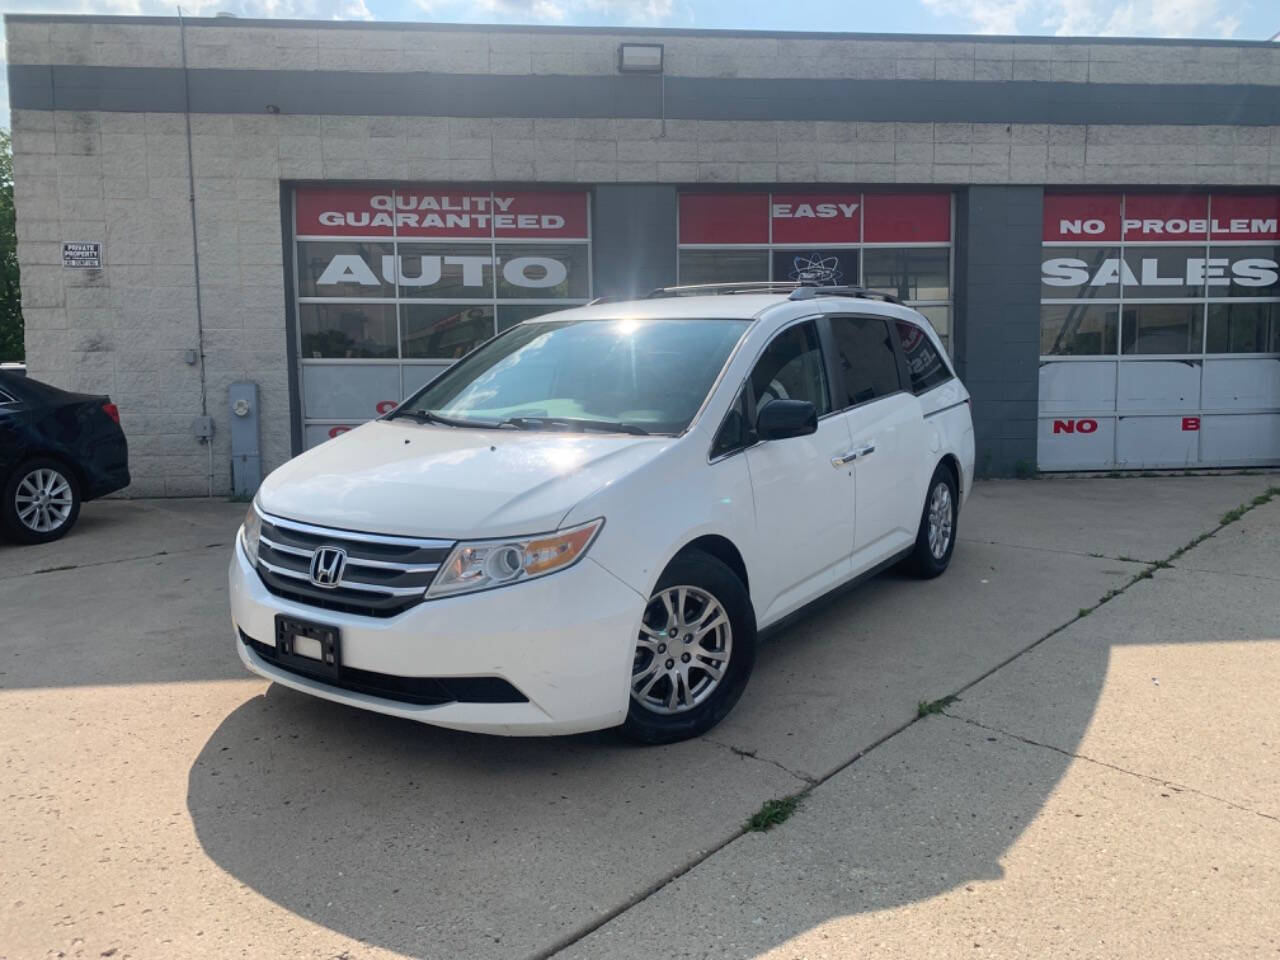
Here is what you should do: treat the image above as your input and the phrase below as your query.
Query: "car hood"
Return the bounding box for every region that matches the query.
[258,419,674,540]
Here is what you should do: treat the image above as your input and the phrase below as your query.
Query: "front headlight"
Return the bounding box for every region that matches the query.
[240,499,262,566]
[426,518,604,599]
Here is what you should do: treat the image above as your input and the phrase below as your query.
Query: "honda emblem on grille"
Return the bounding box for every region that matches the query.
[310,546,347,588]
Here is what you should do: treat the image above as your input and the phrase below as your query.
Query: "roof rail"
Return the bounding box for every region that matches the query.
[787,285,903,305]
[645,282,804,298]
[644,281,903,305]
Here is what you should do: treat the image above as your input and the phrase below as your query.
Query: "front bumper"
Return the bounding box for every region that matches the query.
[229,537,646,735]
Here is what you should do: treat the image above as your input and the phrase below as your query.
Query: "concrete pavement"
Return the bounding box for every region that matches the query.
[0,475,1276,960]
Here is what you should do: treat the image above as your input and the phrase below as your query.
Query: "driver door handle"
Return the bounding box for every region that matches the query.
[831,443,875,468]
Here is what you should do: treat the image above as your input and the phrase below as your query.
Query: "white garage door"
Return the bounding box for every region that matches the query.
[1038,191,1280,470]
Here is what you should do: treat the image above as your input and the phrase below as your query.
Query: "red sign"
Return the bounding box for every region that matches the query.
[1043,193,1121,242]
[1045,192,1280,243]
[680,192,950,245]
[296,187,589,240]
[1182,417,1201,432]
[679,193,769,244]
[1123,194,1208,240]
[1053,419,1098,434]
[1208,194,1280,241]
[863,193,951,243]
[770,193,861,243]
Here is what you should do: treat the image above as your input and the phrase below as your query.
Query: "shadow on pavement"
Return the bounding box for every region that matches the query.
[181,476,1280,957]
[185,572,1112,960]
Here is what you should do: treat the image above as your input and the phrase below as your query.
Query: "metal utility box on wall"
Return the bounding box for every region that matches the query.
[229,381,262,497]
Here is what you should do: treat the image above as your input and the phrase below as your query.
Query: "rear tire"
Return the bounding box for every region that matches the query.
[2,458,82,545]
[620,552,757,745]
[906,463,958,579]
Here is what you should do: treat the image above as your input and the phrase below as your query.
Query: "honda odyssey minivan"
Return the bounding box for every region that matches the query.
[230,283,974,743]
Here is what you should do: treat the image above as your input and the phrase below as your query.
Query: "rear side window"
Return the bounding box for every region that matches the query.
[893,321,952,395]
[831,316,901,407]
[0,389,17,406]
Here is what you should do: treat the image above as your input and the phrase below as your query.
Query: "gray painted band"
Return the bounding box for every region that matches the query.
[9,63,1280,126]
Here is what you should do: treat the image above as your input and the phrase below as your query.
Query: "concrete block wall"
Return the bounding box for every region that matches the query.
[6,15,1280,492]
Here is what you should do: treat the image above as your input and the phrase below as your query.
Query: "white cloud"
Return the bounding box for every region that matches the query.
[414,0,676,26]
[922,0,1030,34]
[925,0,1243,37]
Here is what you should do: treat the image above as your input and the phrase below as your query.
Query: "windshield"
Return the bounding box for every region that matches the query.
[395,318,750,435]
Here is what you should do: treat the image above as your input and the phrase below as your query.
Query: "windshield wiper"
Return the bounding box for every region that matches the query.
[387,409,496,429]
[499,416,649,436]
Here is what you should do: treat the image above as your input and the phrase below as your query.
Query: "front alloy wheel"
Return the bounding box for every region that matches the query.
[632,585,733,715]
[621,551,757,744]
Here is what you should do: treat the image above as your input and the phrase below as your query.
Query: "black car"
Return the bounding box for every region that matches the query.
[0,371,131,543]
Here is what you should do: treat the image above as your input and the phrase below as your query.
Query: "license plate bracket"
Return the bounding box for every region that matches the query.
[274,615,341,681]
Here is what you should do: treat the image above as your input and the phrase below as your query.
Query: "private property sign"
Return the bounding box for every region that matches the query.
[61,242,101,268]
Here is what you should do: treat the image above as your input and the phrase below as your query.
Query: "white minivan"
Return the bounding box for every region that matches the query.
[230,284,974,743]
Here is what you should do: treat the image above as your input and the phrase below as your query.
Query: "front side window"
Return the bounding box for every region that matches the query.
[830,316,901,407]
[748,322,831,417]
[894,320,952,395]
[401,318,749,436]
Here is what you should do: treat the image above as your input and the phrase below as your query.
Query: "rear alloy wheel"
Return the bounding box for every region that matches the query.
[3,458,81,544]
[621,552,756,744]
[906,463,958,578]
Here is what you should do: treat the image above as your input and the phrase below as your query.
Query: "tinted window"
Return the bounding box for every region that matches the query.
[0,389,16,406]
[831,316,901,407]
[748,322,830,416]
[893,320,952,395]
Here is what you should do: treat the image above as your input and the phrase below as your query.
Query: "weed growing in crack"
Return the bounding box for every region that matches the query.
[917,695,960,718]
[746,795,802,832]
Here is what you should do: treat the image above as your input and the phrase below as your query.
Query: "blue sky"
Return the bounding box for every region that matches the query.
[1,0,1277,129]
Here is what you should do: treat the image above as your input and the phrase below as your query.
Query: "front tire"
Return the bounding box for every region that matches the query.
[907,464,958,578]
[2,458,82,544]
[621,552,757,744]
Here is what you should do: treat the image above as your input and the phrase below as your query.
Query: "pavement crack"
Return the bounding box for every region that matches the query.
[945,712,1279,824]
[0,542,225,581]
[957,538,1151,563]
[702,737,819,785]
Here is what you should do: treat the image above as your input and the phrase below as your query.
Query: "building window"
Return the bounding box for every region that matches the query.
[677,191,954,352]
[292,186,591,446]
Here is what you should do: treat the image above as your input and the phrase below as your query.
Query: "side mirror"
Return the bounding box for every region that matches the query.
[756,398,817,441]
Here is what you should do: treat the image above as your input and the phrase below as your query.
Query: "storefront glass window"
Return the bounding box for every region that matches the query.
[1040,304,1120,356]
[293,186,591,444]
[1206,302,1280,353]
[677,191,954,351]
[1121,303,1204,355]
[299,303,398,359]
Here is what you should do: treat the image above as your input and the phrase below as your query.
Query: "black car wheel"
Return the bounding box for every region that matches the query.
[3,458,82,544]
[906,462,958,578]
[621,551,757,744]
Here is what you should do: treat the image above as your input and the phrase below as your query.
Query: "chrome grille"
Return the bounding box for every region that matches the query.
[255,511,454,618]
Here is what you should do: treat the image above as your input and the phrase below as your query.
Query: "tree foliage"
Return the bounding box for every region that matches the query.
[0,129,24,362]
